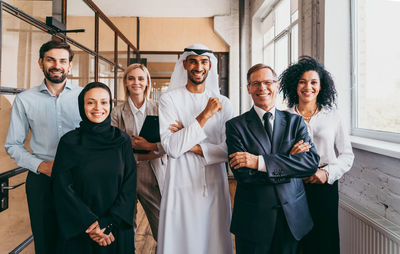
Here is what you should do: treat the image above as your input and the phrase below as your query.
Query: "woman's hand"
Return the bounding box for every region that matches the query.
[132,136,157,151]
[169,120,183,133]
[303,168,328,184]
[290,140,311,155]
[85,221,115,246]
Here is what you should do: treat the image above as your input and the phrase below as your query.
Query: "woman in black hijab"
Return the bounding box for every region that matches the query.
[52,82,137,253]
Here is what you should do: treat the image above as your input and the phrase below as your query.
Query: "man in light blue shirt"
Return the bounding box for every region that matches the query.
[5,40,82,254]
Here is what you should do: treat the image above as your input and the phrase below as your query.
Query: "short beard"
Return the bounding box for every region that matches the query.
[188,72,208,85]
[44,69,67,84]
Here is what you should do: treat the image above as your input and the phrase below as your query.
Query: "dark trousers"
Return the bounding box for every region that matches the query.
[26,171,58,254]
[300,181,340,254]
[235,208,298,254]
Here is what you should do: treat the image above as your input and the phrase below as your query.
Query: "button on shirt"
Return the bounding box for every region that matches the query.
[253,105,276,172]
[5,80,82,173]
[128,97,147,136]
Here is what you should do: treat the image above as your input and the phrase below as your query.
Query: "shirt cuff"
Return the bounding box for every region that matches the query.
[258,155,267,172]
[32,158,44,174]
[154,143,165,155]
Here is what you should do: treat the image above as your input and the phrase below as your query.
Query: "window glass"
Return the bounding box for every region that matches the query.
[68,45,95,87]
[263,0,297,74]
[275,0,290,35]
[355,0,400,134]
[263,44,274,68]
[118,37,128,69]
[274,34,288,76]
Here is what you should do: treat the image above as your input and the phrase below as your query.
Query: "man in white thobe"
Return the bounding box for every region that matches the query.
[157,44,233,254]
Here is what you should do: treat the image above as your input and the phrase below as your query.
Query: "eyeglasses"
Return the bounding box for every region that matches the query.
[249,80,278,87]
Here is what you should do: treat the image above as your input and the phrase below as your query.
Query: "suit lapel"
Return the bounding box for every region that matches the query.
[271,109,287,154]
[246,107,271,154]
[122,102,136,136]
[145,100,155,115]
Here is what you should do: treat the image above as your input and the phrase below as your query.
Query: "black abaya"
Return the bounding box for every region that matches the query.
[52,82,137,254]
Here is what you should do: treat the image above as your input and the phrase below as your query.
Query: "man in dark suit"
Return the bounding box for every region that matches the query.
[226,63,320,254]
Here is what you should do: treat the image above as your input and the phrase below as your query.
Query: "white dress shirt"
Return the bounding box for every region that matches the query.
[253,105,276,172]
[287,106,354,184]
[5,80,82,173]
[128,97,147,136]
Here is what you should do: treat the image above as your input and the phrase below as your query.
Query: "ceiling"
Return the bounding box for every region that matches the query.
[69,0,232,17]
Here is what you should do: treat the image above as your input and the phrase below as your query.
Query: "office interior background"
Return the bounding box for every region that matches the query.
[0,0,399,253]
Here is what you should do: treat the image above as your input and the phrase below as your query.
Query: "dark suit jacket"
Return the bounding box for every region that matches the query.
[226,107,319,246]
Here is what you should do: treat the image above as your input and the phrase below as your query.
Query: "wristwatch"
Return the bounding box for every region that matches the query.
[320,168,329,181]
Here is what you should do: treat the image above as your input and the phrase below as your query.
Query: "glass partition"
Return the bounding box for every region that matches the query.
[99,19,115,63]
[68,45,95,87]
[142,54,177,101]
[109,16,137,48]
[1,10,51,89]
[3,0,52,23]
[98,58,114,97]
[67,0,95,51]
[118,36,128,69]
[116,68,125,104]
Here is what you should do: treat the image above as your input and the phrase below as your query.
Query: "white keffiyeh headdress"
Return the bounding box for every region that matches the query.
[168,44,219,94]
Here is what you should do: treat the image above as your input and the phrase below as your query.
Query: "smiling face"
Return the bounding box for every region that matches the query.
[247,67,279,111]
[125,68,148,97]
[84,87,110,123]
[183,55,211,85]
[297,70,321,105]
[38,48,72,84]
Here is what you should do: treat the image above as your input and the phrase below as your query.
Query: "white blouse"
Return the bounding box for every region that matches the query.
[287,106,354,184]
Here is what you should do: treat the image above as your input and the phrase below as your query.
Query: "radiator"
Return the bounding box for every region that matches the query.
[339,195,400,254]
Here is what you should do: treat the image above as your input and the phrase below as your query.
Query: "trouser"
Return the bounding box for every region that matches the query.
[235,208,298,254]
[134,161,161,241]
[26,171,58,254]
[300,181,340,254]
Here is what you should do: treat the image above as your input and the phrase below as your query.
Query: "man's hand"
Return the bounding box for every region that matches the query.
[229,152,258,170]
[132,136,157,151]
[37,161,54,177]
[85,221,115,246]
[290,140,311,155]
[189,144,204,157]
[169,120,184,133]
[303,168,328,184]
[196,98,222,127]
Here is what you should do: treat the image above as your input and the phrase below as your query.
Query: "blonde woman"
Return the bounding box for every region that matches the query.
[111,63,166,241]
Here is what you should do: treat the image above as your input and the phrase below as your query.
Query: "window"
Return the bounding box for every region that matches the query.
[262,0,298,109]
[352,0,400,142]
[262,0,298,75]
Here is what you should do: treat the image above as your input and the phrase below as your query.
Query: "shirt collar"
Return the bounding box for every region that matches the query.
[254,105,276,123]
[39,79,72,93]
[128,97,146,115]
